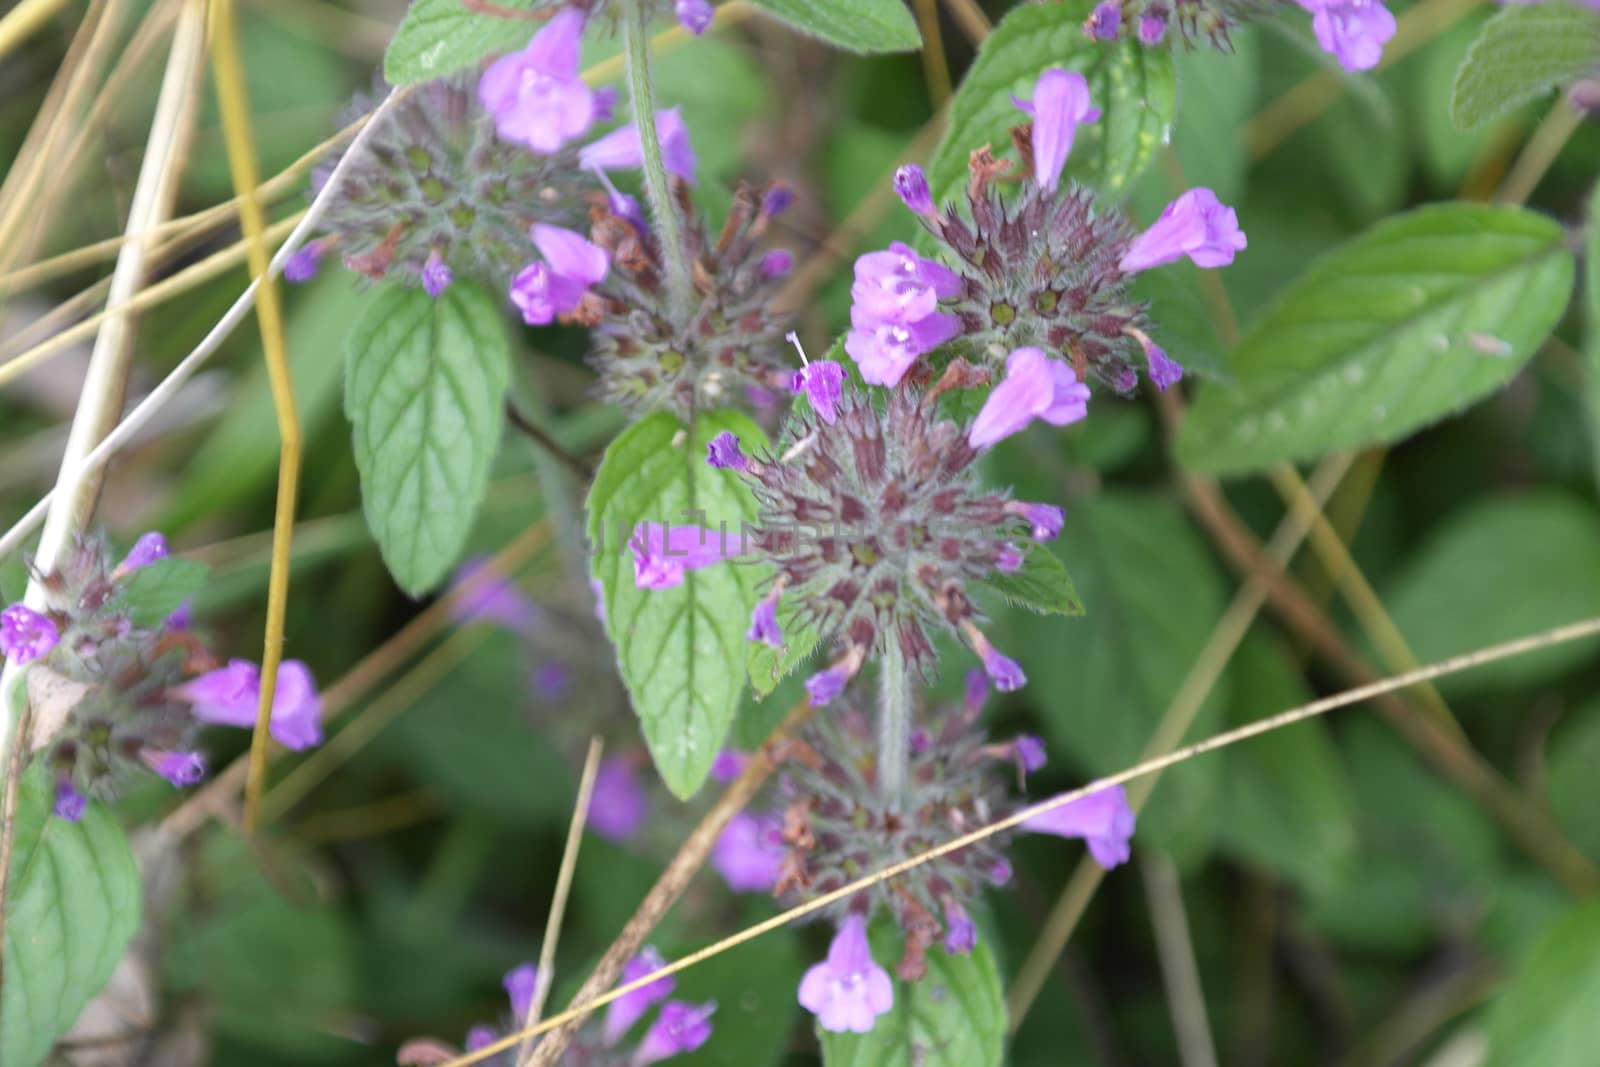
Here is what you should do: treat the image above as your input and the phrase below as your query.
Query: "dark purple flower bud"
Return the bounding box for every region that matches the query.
[1128,327,1184,390]
[1005,501,1065,541]
[421,250,453,297]
[761,183,793,218]
[892,164,935,217]
[805,648,864,708]
[117,531,169,574]
[1015,735,1047,773]
[1,604,59,664]
[589,758,648,842]
[964,622,1025,692]
[1085,1,1121,39]
[635,1000,716,1065]
[675,0,714,35]
[943,901,977,955]
[710,749,748,784]
[283,244,322,284]
[478,10,600,152]
[705,430,749,471]
[1024,784,1137,869]
[746,587,783,647]
[143,749,207,787]
[504,963,539,1019]
[54,780,86,822]
[1119,187,1247,274]
[1138,10,1167,43]
[712,810,784,892]
[606,946,676,1043]
[760,249,793,278]
[798,914,894,1033]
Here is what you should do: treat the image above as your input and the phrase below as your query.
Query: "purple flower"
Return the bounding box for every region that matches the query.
[1130,328,1184,391]
[142,749,206,787]
[987,858,1014,886]
[449,556,536,630]
[1011,69,1100,191]
[1119,188,1247,274]
[996,543,1023,573]
[710,749,748,784]
[53,780,86,822]
[117,531,169,574]
[177,659,324,751]
[964,669,989,714]
[967,347,1090,449]
[580,108,697,184]
[1024,784,1137,869]
[465,1025,498,1052]
[850,243,962,325]
[943,902,977,955]
[798,914,894,1034]
[631,524,745,590]
[978,643,1025,692]
[589,758,648,842]
[1138,10,1167,43]
[746,589,783,647]
[675,0,714,34]
[844,307,962,387]
[1085,1,1121,39]
[893,164,935,217]
[511,223,609,325]
[760,249,793,278]
[1006,500,1065,541]
[712,810,784,893]
[606,946,676,1043]
[762,185,793,218]
[1,604,59,664]
[634,1000,716,1066]
[421,250,453,297]
[283,242,323,283]
[705,431,749,471]
[1297,0,1395,71]
[790,359,847,425]
[505,963,539,1019]
[478,10,599,152]
[1015,735,1047,773]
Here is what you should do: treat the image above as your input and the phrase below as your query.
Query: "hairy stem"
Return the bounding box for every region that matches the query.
[878,638,912,807]
[621,0,693,316]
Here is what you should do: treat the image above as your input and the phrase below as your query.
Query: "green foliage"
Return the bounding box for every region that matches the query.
[975,540,1083,617]
[1,766,140,1067]
[1020,492,1227,867]
[1179,203,1575,474]
[1451,3,1600,130]
[670,930,806,1067]
[747,598,822,699]
[1584,180,1600,489]
[384,0,536,85]
[925,1,1174,207]
[1484,901,1600,1066]
[112,558,209,627]
[1382,492,1600,695]
[344,281,511,596]
[748,0,921,54]
[1546,700,1600,863]
[819,921,1005,1067]
[587,410,766,798]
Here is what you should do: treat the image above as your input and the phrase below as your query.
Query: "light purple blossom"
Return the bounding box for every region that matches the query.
[1015,735,1047,773]
[1011,69,1100,191]
[712,810,784,893]
[706,431,749,471]
[675,0,714,34]
[844,306,962,387]
[478,10,599,152]
[449,556,536,630]
[606,946,676,1043]
[967,347,1090,449]
[1085,1,1121,39]
[631,524,745,590]
[1024,784,1137,869]
[944,902,977,955]
[143,749,207,787]
[177,659,324,751]
[791,359,847,425]
[805,660,853,707]
[996,543,1023,573]
[762,185,793,218]
[580,108,697,184]
[422,250,453,297]
[977,642,1025,692]
[850,242,962,325]
[893,164,935,217]
[118,531,169,573]
[634,1000,716,1066]
[710,749,748,784]
[1006,500,1065,541]
[1119,188,1247,274]
[589,757,648,842]
[54,780,86,822]
[505,963,539,1018]
[283,242,323,283]
[511,223,609,325]
[1,604,59,664]
[1138,10,1167,43]
[1297,0,1395,71]
[798,914,894,1034]
[760,249,793,278]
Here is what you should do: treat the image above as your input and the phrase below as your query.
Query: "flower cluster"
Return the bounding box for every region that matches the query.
[859,69,1244,401]
[728,677,1136,1032]
[400,952,714,1066]
[1081,0,1394,73]
[1,533,323,820]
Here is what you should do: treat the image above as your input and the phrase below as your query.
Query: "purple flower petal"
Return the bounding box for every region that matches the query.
[1085,1,1122,39]
[943,902,977,955]
[798,914,894,1034]
[449,556,536,630]
[634,1000,716,1066]
[1119,188,1247,274]
[588,758,648,842]
[422,250,453,298]
[118,531,170,573]
[1297,0,1395,71]
[606,946,676,1043]
[579,108,697,183]
[504,963,539,1019]
[1024,784,1137,869]
[893,164,935,217]
[792,360,846,424]
[478,10,598,152]
[706,431,749,471]
[53,780,86,822]
[967,347,1090,449]
[143,749,207,787]
[631,524,745,590]
[532,223,609,285]
[1,604,59,664]
[675,0,714,34]
[712,810,784,893]
[1014,69,1100,191]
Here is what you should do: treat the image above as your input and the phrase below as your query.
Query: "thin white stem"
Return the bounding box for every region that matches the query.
[878,638,911,807]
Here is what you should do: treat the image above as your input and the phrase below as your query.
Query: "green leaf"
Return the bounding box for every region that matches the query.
[1484,900,1600,1066]
[974,540,1083,617]
[1,766,140,1067]
[748,598,823,698]
[112,558,209,627]
[383,0,535,85]
[670,929,805,1067]
[1451,3,1600,130]
[1178,203,1575,475]
[587,410,767,798]
[1546,699,1600,864]
[1168,25,1259,204]
[1021,492,1227,867]
[1381,492,1600,696]
[819,921,1005,1067]
[344,281,511,596]
[748,0,921,54]
[1583,180,1600,490]
[926,1,1174,207]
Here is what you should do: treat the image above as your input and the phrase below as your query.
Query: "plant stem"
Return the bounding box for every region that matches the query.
[620,0,693,317]
[878,638,912,808]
